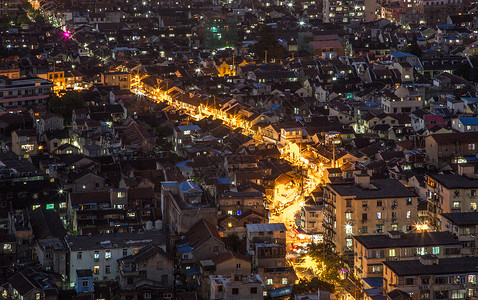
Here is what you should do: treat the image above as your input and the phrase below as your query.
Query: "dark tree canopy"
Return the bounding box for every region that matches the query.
[48,91,85,124]
[252,25,288,62]
[454,55,478,82]
[402,43,422,58]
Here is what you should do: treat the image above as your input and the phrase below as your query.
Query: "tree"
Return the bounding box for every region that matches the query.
[252,25,288,62]
[454,55,478,82]
[305,242,348,284]
[292,277,335,295]
[47,91,85,124]
[402,43,422,58]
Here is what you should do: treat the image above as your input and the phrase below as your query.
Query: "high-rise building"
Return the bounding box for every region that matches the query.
[323,0,365,23]
[0,0,21,18]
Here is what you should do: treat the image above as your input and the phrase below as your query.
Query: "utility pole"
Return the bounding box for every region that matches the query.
[332,141,336,168]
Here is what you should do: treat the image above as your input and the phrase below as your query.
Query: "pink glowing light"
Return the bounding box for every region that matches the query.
[63,31,71,38]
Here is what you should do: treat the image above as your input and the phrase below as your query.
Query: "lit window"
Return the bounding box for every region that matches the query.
[416,247,426,255]
[105,250,111,259]
[3,244,11,251]
[432,247,440,255]
[345,224,353,235]
[94,251,100,260]
[377,212,382,220]
[282,278,288,285]
[389,249,396,257]
[59,202,66,209]
[267,278,273,285]
[227,210,233,215]
[94,266,99,274]
[346,238,352,248]
[453,202,460,209]
[345,213,352,220]
[406,211,411,219]
[469,275,476,284]
[46,203,54,210]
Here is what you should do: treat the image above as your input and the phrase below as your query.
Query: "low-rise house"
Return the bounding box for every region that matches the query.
[246,223,287,253]
[117,243,174,290]
[161,181,217,234]
[12,129,38,157]
[209,274,265,300]
[452,117,478,132]
[1,267,61,300]
[36,113,64,136]
[425,133,478,167]
[37,238,68,276]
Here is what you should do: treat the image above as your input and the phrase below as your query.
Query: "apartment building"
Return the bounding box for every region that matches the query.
[383,256,478,299]
[0,76,53,109]
[323,0,365,23]
[425,132,478,167]
[440,212,478,255]
[100,72,131,90]
[354,231,462,279]
[66,232,167,288]
[425,165,478,228]
[323,174,418,253]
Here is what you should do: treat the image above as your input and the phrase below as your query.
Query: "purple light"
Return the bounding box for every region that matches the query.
[63,31,71,38]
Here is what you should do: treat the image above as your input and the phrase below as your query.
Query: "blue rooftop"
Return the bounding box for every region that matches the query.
[215,177,230,184]
[177,125,201,132]
[185,266,199,275]
[437,24,455,29]
[178,180,202,193]
[391,52,416,58]
[271,104,280,110]
[363,277,383,288]
[365,101,380,107]
[268,286,293,298]
[459,117,478,126]
[178,245,194,253]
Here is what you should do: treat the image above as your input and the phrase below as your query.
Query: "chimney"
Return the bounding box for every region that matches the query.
[457,164,475,178]
[354,173,371,186]
[419,255,438,265]
[388,231,404,239]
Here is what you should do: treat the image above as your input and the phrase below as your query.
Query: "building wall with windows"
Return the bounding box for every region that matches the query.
[66,233,167,288]
[426,167,478,229]
[324,174,418,253]
[0,76,53,109]
[383,256,478,300]
[354,231,462,279]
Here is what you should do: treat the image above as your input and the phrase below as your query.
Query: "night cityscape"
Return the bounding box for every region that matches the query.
[0,0,477,299]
